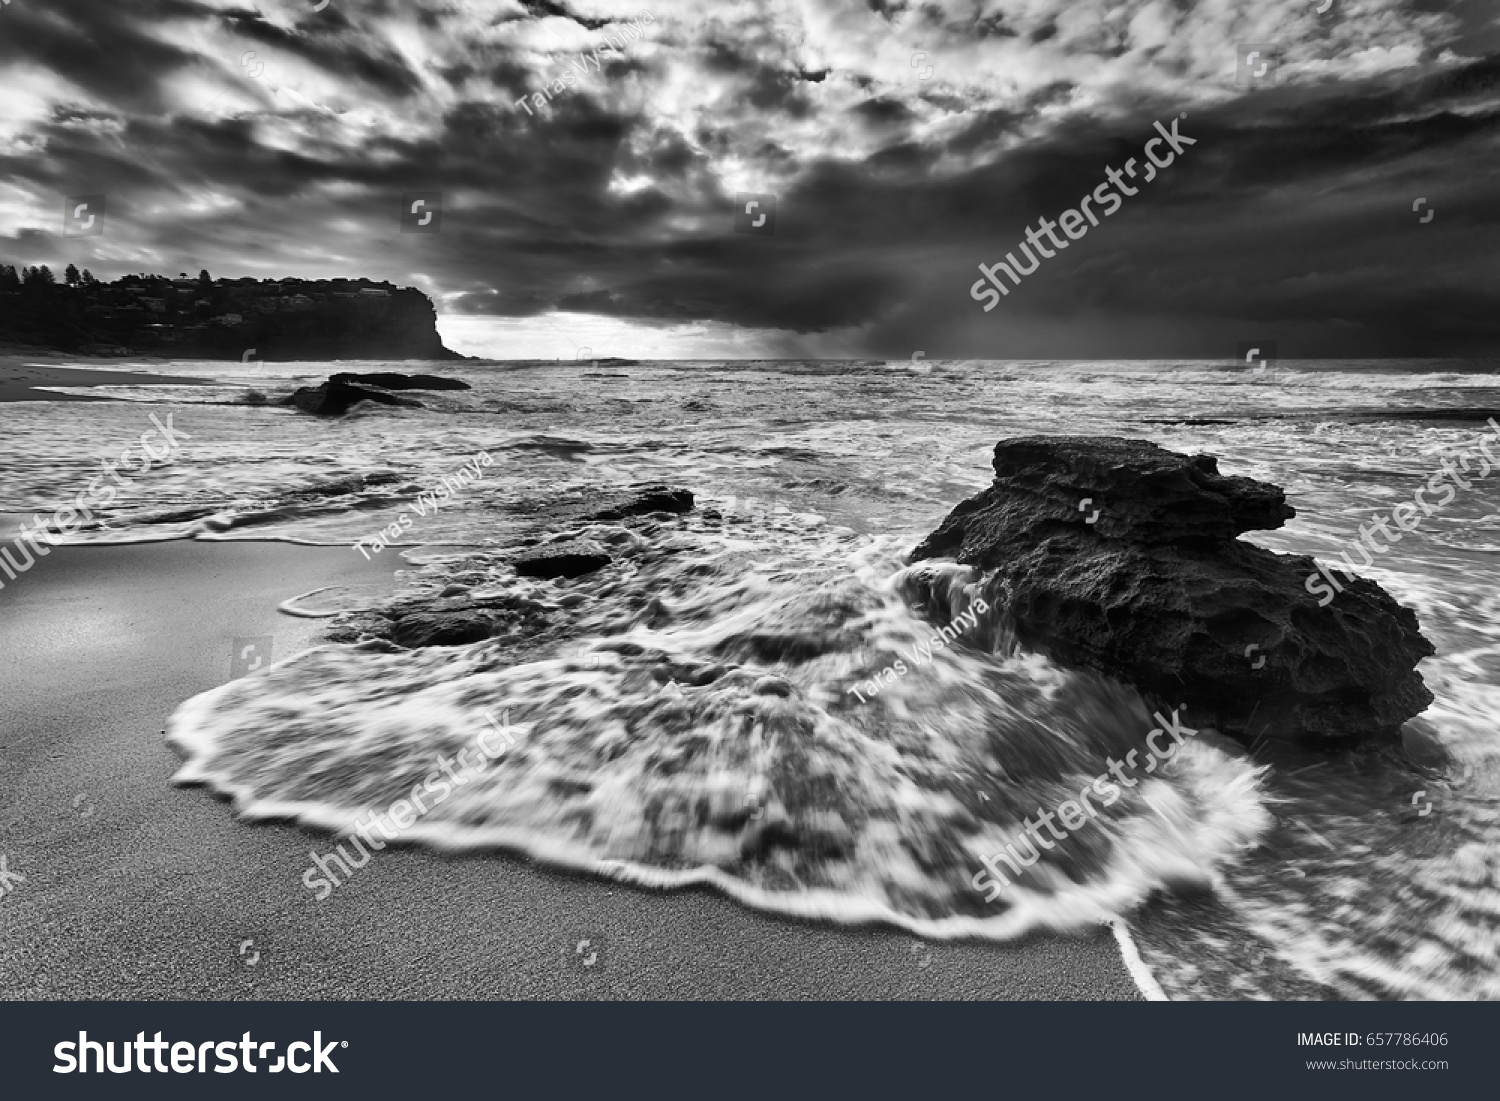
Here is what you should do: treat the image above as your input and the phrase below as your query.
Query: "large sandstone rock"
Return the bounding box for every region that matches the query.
[910,436,1434,746]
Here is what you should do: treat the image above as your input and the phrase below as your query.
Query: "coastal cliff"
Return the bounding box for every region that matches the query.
[0,266,462,360]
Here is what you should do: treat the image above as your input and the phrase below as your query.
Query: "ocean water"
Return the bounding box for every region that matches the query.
[3,356,1498,999]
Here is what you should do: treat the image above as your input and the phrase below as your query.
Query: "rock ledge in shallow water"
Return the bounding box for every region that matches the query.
[513,538,613,579]
[910,435,1434,746]
[283,380,423,416]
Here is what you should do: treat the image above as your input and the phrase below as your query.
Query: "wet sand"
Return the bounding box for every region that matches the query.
[0,356,211,402]
[0,535,1144,1000]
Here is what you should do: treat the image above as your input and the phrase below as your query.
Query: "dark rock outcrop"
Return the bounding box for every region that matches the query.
[329,371,471,391]
[389,610,499,648]
[504,486,694,577]
[514,484,696,528]
[327,484,696,648]
[513,539,613,579]
[581,486,695,521]
[370,593,552,648]
[283,381,423,416]
[911,436,1434,746]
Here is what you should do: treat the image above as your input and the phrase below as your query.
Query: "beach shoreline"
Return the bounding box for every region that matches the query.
[0,537,1144,1000]
[0,355,215,403]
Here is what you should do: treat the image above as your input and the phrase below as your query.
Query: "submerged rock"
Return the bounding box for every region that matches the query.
[515,484,695,528]
[389,610,499,648]
[354,593,552,649]
[911,436,1434,746]
[579,485,695,521]
[512,538,613,579]
[283,380,423,416]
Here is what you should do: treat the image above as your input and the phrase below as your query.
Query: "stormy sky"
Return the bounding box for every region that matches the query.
[1,0,1497,359]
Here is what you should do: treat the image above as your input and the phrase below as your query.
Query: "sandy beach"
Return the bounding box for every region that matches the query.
[0,533,1143,1000]
[0,355,212,403]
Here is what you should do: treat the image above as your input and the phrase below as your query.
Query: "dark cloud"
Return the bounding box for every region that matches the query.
[0,0,206,114]
[1,0,1496,357]
[219,9,424,97]
[855,96,916,125]
[517,0,612,32]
